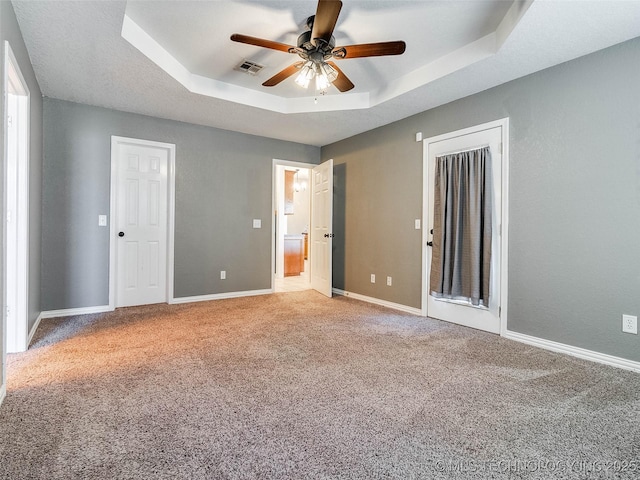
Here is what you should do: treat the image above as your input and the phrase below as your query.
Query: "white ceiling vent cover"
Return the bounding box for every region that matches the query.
[235,60,264,76]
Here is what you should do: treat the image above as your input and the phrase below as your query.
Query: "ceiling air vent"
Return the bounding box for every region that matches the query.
[235,60,264,76]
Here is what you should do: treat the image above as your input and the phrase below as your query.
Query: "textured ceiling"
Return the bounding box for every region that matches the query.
[12,0,640,146]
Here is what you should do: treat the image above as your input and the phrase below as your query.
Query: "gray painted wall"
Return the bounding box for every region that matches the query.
[0,1,43,389]
[322,37,640,362]
[42,99,319,310]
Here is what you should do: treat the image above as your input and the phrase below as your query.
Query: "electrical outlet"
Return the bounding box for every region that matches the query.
[370,274,375,283]
[622,314,637,334]
[220,271,226,280]
[387,276,392,286]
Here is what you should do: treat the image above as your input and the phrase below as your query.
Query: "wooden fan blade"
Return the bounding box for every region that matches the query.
[310,0,342,47]
[326,61,354,92]
[332,41,406,59]
[230,34,296,53]
[262,62,303,87]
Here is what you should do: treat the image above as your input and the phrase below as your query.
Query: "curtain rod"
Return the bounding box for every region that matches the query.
[436,144,491,158]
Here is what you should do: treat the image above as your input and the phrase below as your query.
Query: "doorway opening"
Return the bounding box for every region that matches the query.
[272,158,334,297]
[274,163,312,292]
[4,42,30,354]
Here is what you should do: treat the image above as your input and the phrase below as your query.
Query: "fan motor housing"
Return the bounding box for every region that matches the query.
[297,30,335,54]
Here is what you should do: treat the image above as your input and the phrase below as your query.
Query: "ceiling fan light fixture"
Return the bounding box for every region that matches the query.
[296,61,337,91]
[295,61,315,88]
[315,74,330,91]
[315,61,338,91]
[320,62,338,82]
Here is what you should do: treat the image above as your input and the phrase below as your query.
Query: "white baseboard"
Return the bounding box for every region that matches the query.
[40,289,275,316]
[332,288,423,316]
[171,289,273,305]
[332,290,640,373]
[27,312,43,346]
[40,305,113,319]
[0,383,5,408]
[503,330,640,373]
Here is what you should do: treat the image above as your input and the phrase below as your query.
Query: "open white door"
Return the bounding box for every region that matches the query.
[310,159,333,297]
[423,120,508,334]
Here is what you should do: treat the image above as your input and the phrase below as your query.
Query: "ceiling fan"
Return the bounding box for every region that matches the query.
[230,0,406,92]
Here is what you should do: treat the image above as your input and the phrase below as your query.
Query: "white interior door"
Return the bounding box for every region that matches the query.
[310,159,333,297]
[114,140,169,307]
[424,123,504,333]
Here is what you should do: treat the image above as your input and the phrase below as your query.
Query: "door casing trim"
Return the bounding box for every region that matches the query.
[109,136,176,309]
[421,118,510,336]
[3,41,31,354]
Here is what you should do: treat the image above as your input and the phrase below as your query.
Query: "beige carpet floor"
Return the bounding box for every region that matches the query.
[1,291,639,479]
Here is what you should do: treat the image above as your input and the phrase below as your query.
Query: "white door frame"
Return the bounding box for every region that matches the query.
[109,136,176,309]
[421,118,510,335]
[271,159,317,291]
[3,42,30,354]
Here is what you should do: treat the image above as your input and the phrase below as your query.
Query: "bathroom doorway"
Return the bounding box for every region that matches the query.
[273,161,313,293]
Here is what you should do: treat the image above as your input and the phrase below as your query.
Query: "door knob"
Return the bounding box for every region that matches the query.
[118,232,125,237]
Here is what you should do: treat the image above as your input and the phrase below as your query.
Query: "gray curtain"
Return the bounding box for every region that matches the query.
[429,146,492,306]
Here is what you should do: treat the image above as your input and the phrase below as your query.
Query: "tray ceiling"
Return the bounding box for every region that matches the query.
[13,0,640,145]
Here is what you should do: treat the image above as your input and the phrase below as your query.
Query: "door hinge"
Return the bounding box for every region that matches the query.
[7,115,13,128]
[499,306,502,317]
[499,142,503,155]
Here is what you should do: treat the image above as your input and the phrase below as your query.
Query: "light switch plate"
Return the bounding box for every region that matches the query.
[253,219,261,228]
[414,219,421,229]
[98,215,107,227]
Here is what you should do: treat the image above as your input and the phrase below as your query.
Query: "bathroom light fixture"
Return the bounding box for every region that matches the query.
[293,169,307,192]
[294,169,300,192]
